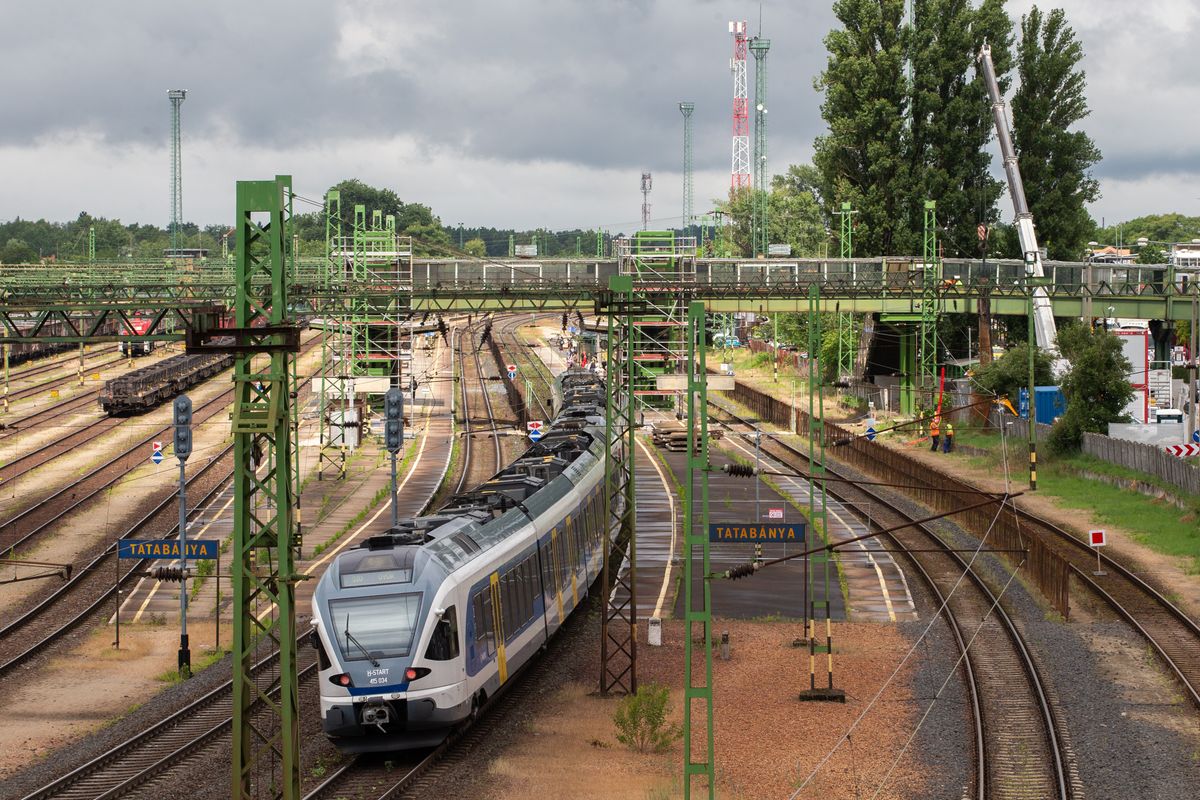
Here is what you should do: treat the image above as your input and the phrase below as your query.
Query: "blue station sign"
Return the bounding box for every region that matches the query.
[118,539,219,560]
[708,523,806,543]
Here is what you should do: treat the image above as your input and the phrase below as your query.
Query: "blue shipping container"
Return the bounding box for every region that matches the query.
[1034,386,1065,424]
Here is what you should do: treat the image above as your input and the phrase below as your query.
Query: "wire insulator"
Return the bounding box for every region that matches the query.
[723,463,757,478]
[725,563,757,580]
[153,566,187,582]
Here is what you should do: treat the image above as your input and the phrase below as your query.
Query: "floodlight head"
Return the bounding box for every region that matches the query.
[168,89,187,101]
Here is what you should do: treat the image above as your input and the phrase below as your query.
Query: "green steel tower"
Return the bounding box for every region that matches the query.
[919,200,940,400]
[679,102,695,237]
[749,37,770,257]
[168,89,186,253]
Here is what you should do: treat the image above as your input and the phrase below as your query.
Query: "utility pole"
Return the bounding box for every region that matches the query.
[168,89,187,253]
[458,222,464,249]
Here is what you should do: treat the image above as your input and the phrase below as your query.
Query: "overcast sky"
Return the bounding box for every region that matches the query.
[1,0,1196,234]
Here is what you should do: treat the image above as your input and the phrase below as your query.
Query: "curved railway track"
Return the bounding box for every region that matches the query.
[711,400,1073,800]
[728,379,1200,714]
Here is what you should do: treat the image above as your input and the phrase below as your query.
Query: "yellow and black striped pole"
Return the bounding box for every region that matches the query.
[1027,283,1037,490]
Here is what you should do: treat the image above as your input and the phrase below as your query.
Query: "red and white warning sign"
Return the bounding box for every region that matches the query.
[1089,529,1106,547]
[767,507,784,520]
[527,420,544,431]
[506,364,517,373]
[152,441,163,452]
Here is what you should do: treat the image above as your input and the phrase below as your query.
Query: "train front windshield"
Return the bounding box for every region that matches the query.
[328,593,422,662]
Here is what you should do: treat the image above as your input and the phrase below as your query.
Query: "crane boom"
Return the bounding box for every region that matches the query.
[978,44,1058,352]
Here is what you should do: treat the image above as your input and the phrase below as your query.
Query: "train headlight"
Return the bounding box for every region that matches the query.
[330,673,353,687]
[405,667,430,682]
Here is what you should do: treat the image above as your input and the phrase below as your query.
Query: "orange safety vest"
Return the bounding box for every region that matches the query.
[930,419,940,436]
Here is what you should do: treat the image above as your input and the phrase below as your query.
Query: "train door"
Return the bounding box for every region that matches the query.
[565,515,579,607]
[489,573,507,684]
[549,528,565,623]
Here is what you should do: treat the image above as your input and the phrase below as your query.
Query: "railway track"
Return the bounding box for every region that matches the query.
[710,399,1074,799]
[725,380,1200,713]
[0,389,103,441]
[0,446,233,678]
[0,382,238,559]
[15,336,461,800]
[2,352,127,403]
[454,321,503,494]
[2,345,119,383]
[492,313,556,423]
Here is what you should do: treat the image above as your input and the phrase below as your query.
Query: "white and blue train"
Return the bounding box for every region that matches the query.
[310,368,612,752]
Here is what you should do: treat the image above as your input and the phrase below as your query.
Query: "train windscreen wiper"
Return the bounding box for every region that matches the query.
[343,614,380,667]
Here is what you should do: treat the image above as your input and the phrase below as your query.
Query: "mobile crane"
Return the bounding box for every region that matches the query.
[977,44,1059,352]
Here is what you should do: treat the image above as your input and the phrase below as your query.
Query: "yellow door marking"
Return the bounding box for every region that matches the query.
[490,572,507,684]
[551,529,564,622]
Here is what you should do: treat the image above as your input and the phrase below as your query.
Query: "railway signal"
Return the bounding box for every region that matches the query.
[173,394,193,678]
[1090,529,1107,576]
[385,387,404,530]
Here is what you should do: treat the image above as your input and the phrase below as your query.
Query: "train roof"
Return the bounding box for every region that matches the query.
[345,368,606,577]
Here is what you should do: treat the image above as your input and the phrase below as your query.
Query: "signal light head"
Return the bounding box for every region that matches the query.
[330,673,352,687]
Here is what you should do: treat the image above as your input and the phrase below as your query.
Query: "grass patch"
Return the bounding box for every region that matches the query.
[930,426,1200,570]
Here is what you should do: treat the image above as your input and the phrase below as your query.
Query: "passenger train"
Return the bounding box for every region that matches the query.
[310,368,612,752]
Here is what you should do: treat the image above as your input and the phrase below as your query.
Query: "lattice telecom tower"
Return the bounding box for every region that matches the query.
[641,172,653,230]
[168,89,186,252]
[749,36,770,256]
[729,20,750,191]
[679,102,695,236]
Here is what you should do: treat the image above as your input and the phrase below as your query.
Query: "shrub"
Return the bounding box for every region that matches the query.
[613,683,682,753]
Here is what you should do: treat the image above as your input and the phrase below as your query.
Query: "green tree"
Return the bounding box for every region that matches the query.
[1136,244,1168,265]
[813,0,912,256]
[463,237,487,258]
[769,174,827,257]
[909,0,1013,256]
[1048,325,1132,453]
[0,237,36,263]
[1011,7,1101,261]
[970,341,1055,402]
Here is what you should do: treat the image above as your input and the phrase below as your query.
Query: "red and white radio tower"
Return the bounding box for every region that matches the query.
[729,20,750,191]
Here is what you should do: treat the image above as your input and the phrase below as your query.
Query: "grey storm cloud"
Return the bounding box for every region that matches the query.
[0,0,832,173]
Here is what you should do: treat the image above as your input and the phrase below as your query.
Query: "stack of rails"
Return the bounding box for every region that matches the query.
[100,348,234,415]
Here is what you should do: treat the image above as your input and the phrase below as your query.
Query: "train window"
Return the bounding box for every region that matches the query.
[328,593,422,661]
[472,594,485,649]
[503,570,516,636]
[522,558,535,622]
[425,606,460,661]
[539,543,552,599]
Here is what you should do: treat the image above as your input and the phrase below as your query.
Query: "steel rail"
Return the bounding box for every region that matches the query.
[712,401,1072,800]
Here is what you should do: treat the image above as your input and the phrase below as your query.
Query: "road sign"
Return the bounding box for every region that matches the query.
[977,223,988,242]
[152,441,163,452]
[527,420,544,431]
[865,426,877,442]
[767,507,784,520]
[1164,442,1200,458]
[118,539,219,559]
[709,523,805,543]
[529,428,543,442]
[151,450,164,465]
[1193,429,1199,444]
[1089,529,1106,547]
[506,363,517,374]
[507,370,516,380]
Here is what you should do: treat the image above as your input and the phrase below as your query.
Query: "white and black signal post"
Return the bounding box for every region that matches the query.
[385,387,404,530]
[173,394,193,677]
